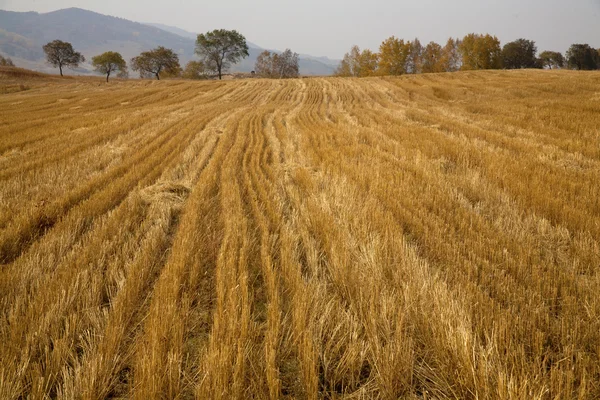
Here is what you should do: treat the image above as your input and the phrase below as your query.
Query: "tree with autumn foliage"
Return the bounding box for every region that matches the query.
[421,42,445,73]
[182,61,208,79]
[459,33,502,70]
[378,36,411,75]
[335,45,378,77]
[440,38,462,72]
[407,39,423,74]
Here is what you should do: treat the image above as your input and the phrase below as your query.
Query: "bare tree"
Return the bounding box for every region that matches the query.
[255,49,299,78]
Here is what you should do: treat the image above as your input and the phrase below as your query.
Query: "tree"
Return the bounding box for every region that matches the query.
[335,45,378,77]
[255,51,276,78]
[130,47,180,80]
[378,36,411,76]
[276,49,300,78]
[255,49,299,78]
[195,29,249,80]
[538,51,564,69]
[502,39,538,69]
[440,38,462,72]
[183,61,208,79]
[566,44,598,70]
[459,34,502,70]
[0,55,15,67]
[358,49,378,77]
[42,40,85,76]
[421,41,444,73]
[407,39,423,74]
[91,51,127,82]
[335,45,361,77]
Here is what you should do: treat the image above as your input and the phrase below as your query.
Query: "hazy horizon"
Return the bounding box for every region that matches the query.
[1,0,598,59]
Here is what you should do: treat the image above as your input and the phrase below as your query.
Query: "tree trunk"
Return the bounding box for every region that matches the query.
[218,65,222,80]
[59,64,63,77]
[156,72,160,80]
[106,72,110,82]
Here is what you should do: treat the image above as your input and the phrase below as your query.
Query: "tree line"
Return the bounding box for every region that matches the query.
[0,54,15,67]
[336,34,600,77]
[36,33,599,81]
[40,30,252,81]
[40,29,301,81]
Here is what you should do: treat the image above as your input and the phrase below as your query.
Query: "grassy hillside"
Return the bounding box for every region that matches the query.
[1,70,599,399]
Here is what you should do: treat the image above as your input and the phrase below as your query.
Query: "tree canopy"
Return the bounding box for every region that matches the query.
[335,33,600,77]
[130,47,181,80]
[502,39,538,69]
[42,40,85,76]
[441,38,462,72]
[421,42,445,73]
[538,51,565,69]
[335,45,378,77]
[195,29,249,80]
[378,37,411,76]
[0,55,15,67]
[183,61,208,80]
[255,49,300,79]
[91,51,127,82]
[459,34,502,70]
[566,44,599,70]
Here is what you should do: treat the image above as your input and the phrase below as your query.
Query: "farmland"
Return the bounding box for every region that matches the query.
[1,68,600,399]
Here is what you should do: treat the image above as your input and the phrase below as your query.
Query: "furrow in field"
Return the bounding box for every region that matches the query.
[131,105,251,399]
[0,84,243,263]
[1,71,599,399]
[0,111,203,312]
[69,123,222,400]
[0,114,214,398]
[195,112,254,399]
[291,77,600,397]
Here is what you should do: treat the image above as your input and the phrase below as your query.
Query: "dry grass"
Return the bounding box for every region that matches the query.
[1,69,600,399]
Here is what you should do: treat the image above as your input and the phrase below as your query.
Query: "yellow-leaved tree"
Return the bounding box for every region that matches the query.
[459,33,502,70]
[441,38,462,72]
[378,36,411,76]
[421,42,445,73]
[407,38,423,74]
[335,45,378,77]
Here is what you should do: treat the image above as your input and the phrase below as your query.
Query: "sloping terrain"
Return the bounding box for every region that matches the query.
[1,70,599,399]
[0,8,337,75]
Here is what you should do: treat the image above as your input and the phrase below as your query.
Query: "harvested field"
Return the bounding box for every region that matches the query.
[1,69,600,399]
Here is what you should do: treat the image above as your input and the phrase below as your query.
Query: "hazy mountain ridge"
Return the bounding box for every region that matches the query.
[0,8,338,75]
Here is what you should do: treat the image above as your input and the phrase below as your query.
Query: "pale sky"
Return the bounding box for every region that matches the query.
[1,0,598,59]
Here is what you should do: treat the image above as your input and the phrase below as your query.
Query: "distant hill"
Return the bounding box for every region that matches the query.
[0,8,339,76]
